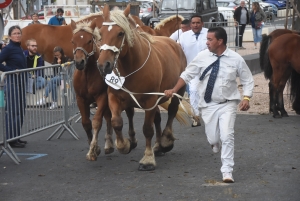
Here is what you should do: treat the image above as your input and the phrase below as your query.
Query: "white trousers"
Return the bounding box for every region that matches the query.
[201,100,238,173]
[190,90,200,116]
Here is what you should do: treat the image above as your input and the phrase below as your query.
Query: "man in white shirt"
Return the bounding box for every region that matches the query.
[164,27,254,183]
[179,15,208,127]
[169,19,191,42]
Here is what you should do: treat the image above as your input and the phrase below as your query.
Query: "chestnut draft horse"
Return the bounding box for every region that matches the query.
[262,33,300,118]
[260,29,300,117]
[134,15,184,36]
[21,13,104,63]
[97,5,187,171]
[71,19,143,160]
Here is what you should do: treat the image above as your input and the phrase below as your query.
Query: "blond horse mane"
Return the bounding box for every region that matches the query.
[77,12,103,22]
[73,21,101,41]
[109,10,155,46]
[154,15,184,30]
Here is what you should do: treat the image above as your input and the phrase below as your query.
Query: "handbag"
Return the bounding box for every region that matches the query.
[255,21,262,29]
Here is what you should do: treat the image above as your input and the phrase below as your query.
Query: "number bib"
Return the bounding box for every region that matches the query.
[105,71,125,90]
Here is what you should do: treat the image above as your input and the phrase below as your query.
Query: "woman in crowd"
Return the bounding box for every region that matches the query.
[0,25,27,148]
[250,2,266,49]
[37,46,71,109]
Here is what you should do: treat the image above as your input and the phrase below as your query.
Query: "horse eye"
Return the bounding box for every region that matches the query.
[118,32,124,37]
[71,41,74,44]
[88,40,92,44]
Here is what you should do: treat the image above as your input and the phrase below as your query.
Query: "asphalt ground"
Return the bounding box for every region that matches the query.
[1,111,300,201]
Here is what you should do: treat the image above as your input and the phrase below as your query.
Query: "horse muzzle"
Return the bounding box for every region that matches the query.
[97,61,113,76]
[75,59,86,71]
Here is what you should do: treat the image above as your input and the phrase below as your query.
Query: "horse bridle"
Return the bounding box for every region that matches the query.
[73,33,98,60]
[98,22,126,74]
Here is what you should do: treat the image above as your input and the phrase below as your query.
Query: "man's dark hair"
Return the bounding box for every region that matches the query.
[181,19,190,25]
[190,14,203,23]
[208,27,227,45]
[57,8,64,13]
[31,13,38,17]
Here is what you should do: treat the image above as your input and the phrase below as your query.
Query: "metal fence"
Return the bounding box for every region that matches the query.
[0,62,79,164]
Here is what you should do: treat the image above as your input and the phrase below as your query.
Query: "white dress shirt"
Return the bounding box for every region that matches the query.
[169,29,182,42]
[179,28,208,91]
[180,48,254,108]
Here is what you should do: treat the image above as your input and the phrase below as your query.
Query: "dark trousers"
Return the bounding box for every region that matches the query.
[5,75,26,141]
[235,24,246,47]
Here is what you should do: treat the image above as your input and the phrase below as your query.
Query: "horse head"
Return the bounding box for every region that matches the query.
[71,19,101,70]
[97,4,135,76]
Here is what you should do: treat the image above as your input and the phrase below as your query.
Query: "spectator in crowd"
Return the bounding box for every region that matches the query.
[37,46,71,109]
[48,8,66,26]
[169,19,191,42]
[24,39,46,92]
[250,2,266,49]
[0,25,27,148]
[28,13,41,25]
[169,19,191,98]
[164,27,254,183]
[234,0,249,49]
[178,15,208,127]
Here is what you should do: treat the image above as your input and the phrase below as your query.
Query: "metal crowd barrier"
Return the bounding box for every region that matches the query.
[0,62,79,164]
[204,21,240,50]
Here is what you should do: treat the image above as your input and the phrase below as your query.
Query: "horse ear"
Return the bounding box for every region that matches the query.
[70,20,76,31]
[90,18,97,31]
[103,4,110,21]
[123,4,131,17]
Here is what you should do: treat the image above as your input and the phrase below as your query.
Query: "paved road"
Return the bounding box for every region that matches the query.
[1,111,299,201]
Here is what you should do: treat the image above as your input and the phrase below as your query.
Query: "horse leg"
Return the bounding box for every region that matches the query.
[160,95,180,153]
[86,96,108,161]
[271,65,290,118]
[152,106,165,156]
[77,97,92,143]
[110,98,134,154]
[125,107,138,149]
[138,110,156,171]
[268,81,274,113]
[103,107,114,154]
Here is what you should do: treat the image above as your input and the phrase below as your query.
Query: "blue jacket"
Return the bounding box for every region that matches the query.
[0,40,27,72]
[23,50,45,77]
[48,16,65,26]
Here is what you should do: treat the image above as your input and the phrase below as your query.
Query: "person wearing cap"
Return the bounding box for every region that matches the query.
[48,8,66,26]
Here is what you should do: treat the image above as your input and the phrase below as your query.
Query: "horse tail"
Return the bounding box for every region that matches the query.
[260,34,270,70]
[159,100,192,126]
[289,69,300,114]
[261,34,273,80]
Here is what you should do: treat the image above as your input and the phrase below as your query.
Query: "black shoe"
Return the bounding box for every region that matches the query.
[9,141,25,148]
[18,139,27,144]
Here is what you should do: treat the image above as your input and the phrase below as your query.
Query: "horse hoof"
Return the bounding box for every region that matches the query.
[86,155,97,161]
[273,114,282,118]
[154,151,165,157]
[138,164,155,171]
[105,148,115,155]
[160,144,174,153]
[130,140,138,150]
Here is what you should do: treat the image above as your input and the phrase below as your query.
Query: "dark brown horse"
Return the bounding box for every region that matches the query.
[21,13,104,63]
[262,33,300,117]
[71,19,139,160]
[97,5,187,171]
[260,29,300,117]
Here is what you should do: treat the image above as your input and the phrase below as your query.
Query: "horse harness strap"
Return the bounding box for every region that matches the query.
[73,37,97,59]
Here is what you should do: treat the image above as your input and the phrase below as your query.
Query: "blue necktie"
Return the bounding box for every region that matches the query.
[199,55,223,103]
[195,33,200,40]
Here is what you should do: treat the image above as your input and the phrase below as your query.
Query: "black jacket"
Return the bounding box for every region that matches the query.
[234,6,249,25]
